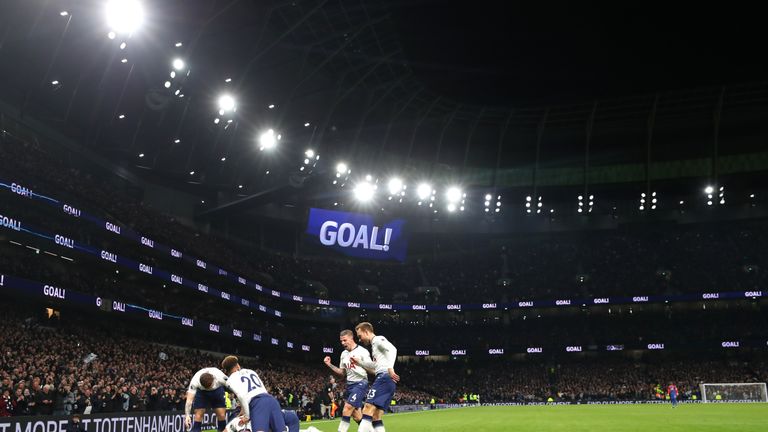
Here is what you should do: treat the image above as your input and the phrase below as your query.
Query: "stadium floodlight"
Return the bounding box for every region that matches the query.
[304,122,311,127]
[305,149,315,158]
[172,58,185,71]
[704,185,714,194]
[175,42,183,47]
[60,11,69,17]
[164,81,171,88]
[388,178,404,196]
[417,183,432,200]
[218,94,236,113]
[336,163,349,175]
[353,181,375,202]
[445,187,462,203]
[138,153,144,158]
[258,129,279,150]
[447,203,457,212]
[189,170,195,175]
[220,157,226,162]
[105,0,144,35]
[485,194,492,201]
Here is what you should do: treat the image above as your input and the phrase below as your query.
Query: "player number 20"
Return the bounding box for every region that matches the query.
[241,374,263,392]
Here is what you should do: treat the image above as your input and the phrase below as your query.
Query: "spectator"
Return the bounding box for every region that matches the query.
[64,414,86,432]
[1,389,14,417]
[36,385,54,415]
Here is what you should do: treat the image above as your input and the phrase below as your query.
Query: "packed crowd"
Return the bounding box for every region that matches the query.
[2,134,768,309]
[0,305,431,418]
[403,358,768,403]
[1,301,767,420]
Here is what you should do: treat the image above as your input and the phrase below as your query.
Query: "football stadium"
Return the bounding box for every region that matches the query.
[1,1,767,431]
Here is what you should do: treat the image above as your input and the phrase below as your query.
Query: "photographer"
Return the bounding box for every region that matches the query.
[65,414,86,432]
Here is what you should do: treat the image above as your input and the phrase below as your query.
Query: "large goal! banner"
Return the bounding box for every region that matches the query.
[306,208,408,262]
[0,411,219,432]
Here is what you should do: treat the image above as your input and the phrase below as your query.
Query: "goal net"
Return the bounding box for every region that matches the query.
[700,383,768,403]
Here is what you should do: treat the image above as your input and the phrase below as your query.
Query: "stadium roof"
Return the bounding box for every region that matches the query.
[1,0,767,213]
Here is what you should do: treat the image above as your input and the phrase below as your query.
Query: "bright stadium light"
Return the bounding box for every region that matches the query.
[218,94,236,113]
[258,129,279,150]
[445,187,462,203]
[354,181,376,202]
[704,185,714,194]
[172,58,185,71]
[447,203,457,212]
[417,183,432,200]
[305,149,315,158]
[388,178,404,196]
[105,0,144,35]
[336,162,349,175]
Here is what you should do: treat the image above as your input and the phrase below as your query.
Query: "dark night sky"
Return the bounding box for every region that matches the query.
[389,1,767,105]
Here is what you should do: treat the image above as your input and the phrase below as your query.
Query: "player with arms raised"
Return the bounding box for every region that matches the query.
[323,329,372,432]
[353,322,399,432]
[221,355,300,432]
[185,367,230,432]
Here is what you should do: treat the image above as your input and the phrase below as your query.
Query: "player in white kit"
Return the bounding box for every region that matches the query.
[221,356,299,432]
[352,322,399,432]
[323,329,372,432]
[185,367,230,432]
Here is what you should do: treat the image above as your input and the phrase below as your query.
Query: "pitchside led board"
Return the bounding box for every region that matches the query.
[306,208,408,262]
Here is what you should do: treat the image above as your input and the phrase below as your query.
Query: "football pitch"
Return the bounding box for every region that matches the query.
[297,403,768,432]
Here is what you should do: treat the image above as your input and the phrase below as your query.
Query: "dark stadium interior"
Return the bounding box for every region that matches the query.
[1,0,768,429]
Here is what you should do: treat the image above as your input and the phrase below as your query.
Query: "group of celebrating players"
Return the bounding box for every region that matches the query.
[186,322,398,432]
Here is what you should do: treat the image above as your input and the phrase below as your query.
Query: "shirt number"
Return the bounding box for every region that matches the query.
[241,374,263,392]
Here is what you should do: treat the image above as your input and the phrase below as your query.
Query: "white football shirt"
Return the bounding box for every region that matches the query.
[356,335,397,375]
[226,368,268,418]
[188,367,229,392]
[339,344,371,383]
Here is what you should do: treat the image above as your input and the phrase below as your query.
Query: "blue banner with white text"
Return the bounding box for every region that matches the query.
[306,208,408,262]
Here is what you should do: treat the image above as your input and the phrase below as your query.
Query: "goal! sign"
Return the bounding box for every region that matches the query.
[306,208,408,262]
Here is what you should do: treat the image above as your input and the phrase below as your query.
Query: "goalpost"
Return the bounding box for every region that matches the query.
[700,383,768,403]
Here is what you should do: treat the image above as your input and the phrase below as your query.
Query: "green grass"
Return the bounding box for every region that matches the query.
[297,404,768,432]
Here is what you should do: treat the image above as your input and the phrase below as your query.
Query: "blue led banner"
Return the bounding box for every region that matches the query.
[306,207,408,262]
[1,177,766,314]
